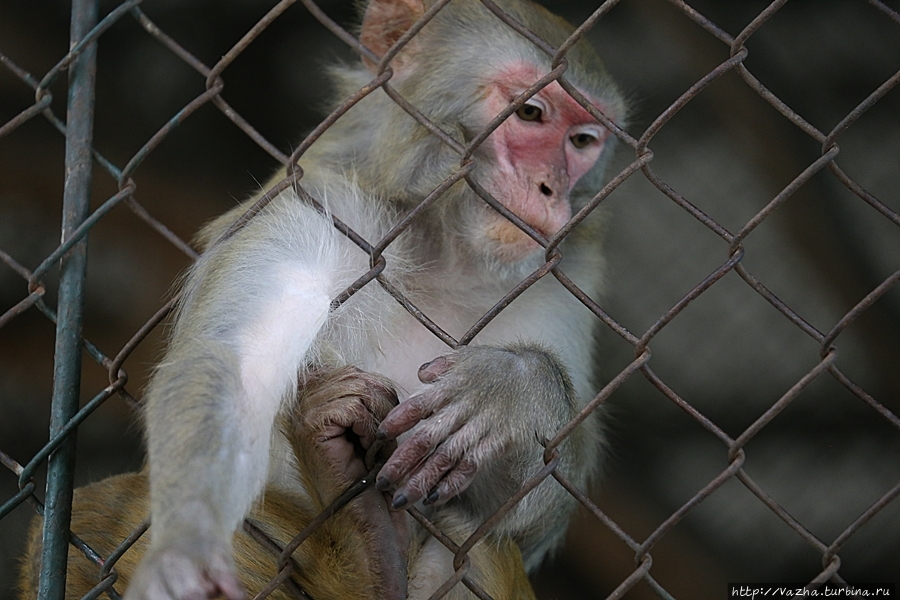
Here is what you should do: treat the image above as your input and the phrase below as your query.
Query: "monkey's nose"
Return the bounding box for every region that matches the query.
[539,183,553,197]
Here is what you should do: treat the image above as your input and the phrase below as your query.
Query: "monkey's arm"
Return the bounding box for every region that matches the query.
[130,202,343,600]
[377,269,602,569]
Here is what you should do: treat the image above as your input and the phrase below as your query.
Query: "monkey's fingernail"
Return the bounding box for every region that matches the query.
[418,356,448,382]
[375,429,387,441]
[419,357,438,371]
[391,493,408,509]
[376,477,390,491]
[424,490,439,505]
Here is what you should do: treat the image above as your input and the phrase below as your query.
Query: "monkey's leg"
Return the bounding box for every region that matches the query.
[406,510,537,600]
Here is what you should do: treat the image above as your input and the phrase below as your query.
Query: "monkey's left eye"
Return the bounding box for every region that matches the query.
[570,131,598,149]
[515,99,544,122]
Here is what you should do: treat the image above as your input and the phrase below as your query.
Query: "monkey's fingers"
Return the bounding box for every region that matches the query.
[392,422,483,508]
[305,389,390,452]
[377,394,434,440]
[352,420,378,448]
[125,546,245,600]
[396,446,478,509]
[376,414,472,507]
[375,428,435,498]
[301,366,399,427]
[423,455,477,506]
[417,354,457,383]
[316,423,368,479]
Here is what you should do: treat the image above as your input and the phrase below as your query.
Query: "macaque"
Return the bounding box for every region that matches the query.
[39,0,625,597]
[20,367,536,600]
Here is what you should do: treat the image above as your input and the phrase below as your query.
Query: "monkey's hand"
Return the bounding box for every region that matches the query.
[375,344,575,511]
[290,367,410,599]
[124,528,245,600]
[291,366,400,490]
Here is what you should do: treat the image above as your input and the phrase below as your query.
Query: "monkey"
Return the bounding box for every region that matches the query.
[83,0,626,598]
[19,367,537,600]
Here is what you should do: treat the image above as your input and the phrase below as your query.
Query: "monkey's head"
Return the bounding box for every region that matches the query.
[348,0,625,270]
[474,60,616,263]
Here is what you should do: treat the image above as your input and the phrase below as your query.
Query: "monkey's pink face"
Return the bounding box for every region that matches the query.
[480,64,612,262]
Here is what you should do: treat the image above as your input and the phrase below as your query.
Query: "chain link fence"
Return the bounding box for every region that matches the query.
[1,0,899,598]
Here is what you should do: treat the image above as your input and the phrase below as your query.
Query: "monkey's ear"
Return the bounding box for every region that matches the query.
[360,0,426,73]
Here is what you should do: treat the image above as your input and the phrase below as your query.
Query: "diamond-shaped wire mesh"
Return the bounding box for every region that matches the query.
[1,1,898,599]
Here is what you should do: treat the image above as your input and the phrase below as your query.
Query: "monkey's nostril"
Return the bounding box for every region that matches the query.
[539,183,553,197]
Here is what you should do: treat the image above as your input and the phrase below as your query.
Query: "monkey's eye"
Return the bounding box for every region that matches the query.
[515,100,544,122]
[570,129,599,149]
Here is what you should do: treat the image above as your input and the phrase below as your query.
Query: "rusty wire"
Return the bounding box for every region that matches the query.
[1,0,899,598]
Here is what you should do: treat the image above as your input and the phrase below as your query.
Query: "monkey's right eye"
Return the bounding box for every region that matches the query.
[515,101,543,122]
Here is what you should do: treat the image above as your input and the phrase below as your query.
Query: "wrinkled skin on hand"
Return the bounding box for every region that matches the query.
[376,344,576,511]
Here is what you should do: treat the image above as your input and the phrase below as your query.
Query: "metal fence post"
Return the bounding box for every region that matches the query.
[37,0,99,598]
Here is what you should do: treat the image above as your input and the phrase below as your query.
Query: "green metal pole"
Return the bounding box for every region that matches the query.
[38,0,98,597]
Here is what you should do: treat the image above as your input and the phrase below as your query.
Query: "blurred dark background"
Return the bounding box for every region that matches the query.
[1,0,898,598]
